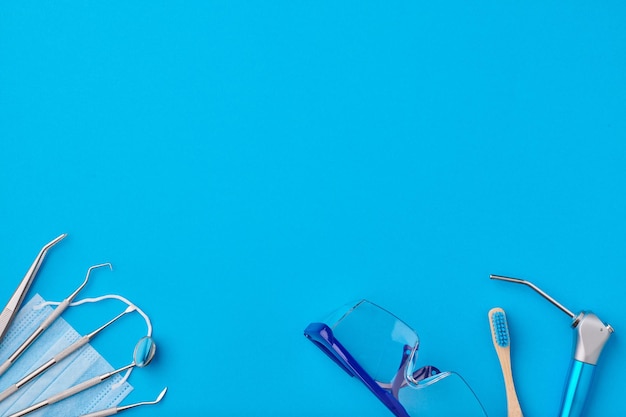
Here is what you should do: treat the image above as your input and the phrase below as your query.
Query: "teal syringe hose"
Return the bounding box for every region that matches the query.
[559,360,595,417]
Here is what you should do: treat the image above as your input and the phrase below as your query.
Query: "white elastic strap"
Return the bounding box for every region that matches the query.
[34,294,153,337]
[112,368,133,390]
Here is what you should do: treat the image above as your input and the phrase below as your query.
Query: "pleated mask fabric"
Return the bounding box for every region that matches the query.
[0,294,133,417]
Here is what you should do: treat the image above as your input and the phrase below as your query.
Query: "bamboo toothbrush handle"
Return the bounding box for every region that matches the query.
[496,349,523,417]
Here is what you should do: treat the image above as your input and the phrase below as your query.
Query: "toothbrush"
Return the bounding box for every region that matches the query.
[488,307,523,417]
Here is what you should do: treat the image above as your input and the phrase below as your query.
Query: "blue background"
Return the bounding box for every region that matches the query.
[1,1,625,416]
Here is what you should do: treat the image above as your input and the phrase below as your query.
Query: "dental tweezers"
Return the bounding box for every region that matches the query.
[0,234,67,342]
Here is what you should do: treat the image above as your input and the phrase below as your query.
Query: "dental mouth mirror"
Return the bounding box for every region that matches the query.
[0,234,67,343]
[133,335,157,367]
[8,336,157,417]
[0,263,111,378]
[78,387,168,417]
[491,274,614,417]
[0,304,136,403]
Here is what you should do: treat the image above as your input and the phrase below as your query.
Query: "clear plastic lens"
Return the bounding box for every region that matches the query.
[331,300,419,384]
[398,372,487,417]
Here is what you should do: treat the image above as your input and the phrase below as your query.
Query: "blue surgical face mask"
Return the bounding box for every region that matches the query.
[0,294,133,416]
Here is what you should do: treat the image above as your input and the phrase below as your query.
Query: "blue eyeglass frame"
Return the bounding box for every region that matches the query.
[304,322,441,417]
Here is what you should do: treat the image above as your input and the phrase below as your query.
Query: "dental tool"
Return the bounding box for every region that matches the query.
[0,263,111,378]
[8,336,157,417]
[0,234,67,343]
[78,387,168,417]
[491,274,614,417]
[0,305,135,403]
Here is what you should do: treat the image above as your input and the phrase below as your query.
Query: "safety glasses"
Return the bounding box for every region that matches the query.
[304,300,487,417]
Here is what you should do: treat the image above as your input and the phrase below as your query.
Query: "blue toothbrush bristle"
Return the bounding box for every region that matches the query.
[492,311,510,347]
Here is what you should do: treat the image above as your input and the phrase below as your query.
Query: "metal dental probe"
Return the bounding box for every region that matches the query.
[491,274,614,417]
[0,234,67,343]
[0,263,111,378]
[78,387,168,417]
[0,304,135,403]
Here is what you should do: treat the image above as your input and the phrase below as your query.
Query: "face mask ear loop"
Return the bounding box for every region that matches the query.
[112,368,134,389]
[34,294,153,338]
[33,294,153,392]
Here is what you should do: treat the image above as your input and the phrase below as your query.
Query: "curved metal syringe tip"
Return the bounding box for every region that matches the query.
[490,274,576,318]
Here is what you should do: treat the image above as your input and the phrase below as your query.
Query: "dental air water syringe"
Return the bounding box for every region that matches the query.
[491,274,614,417]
